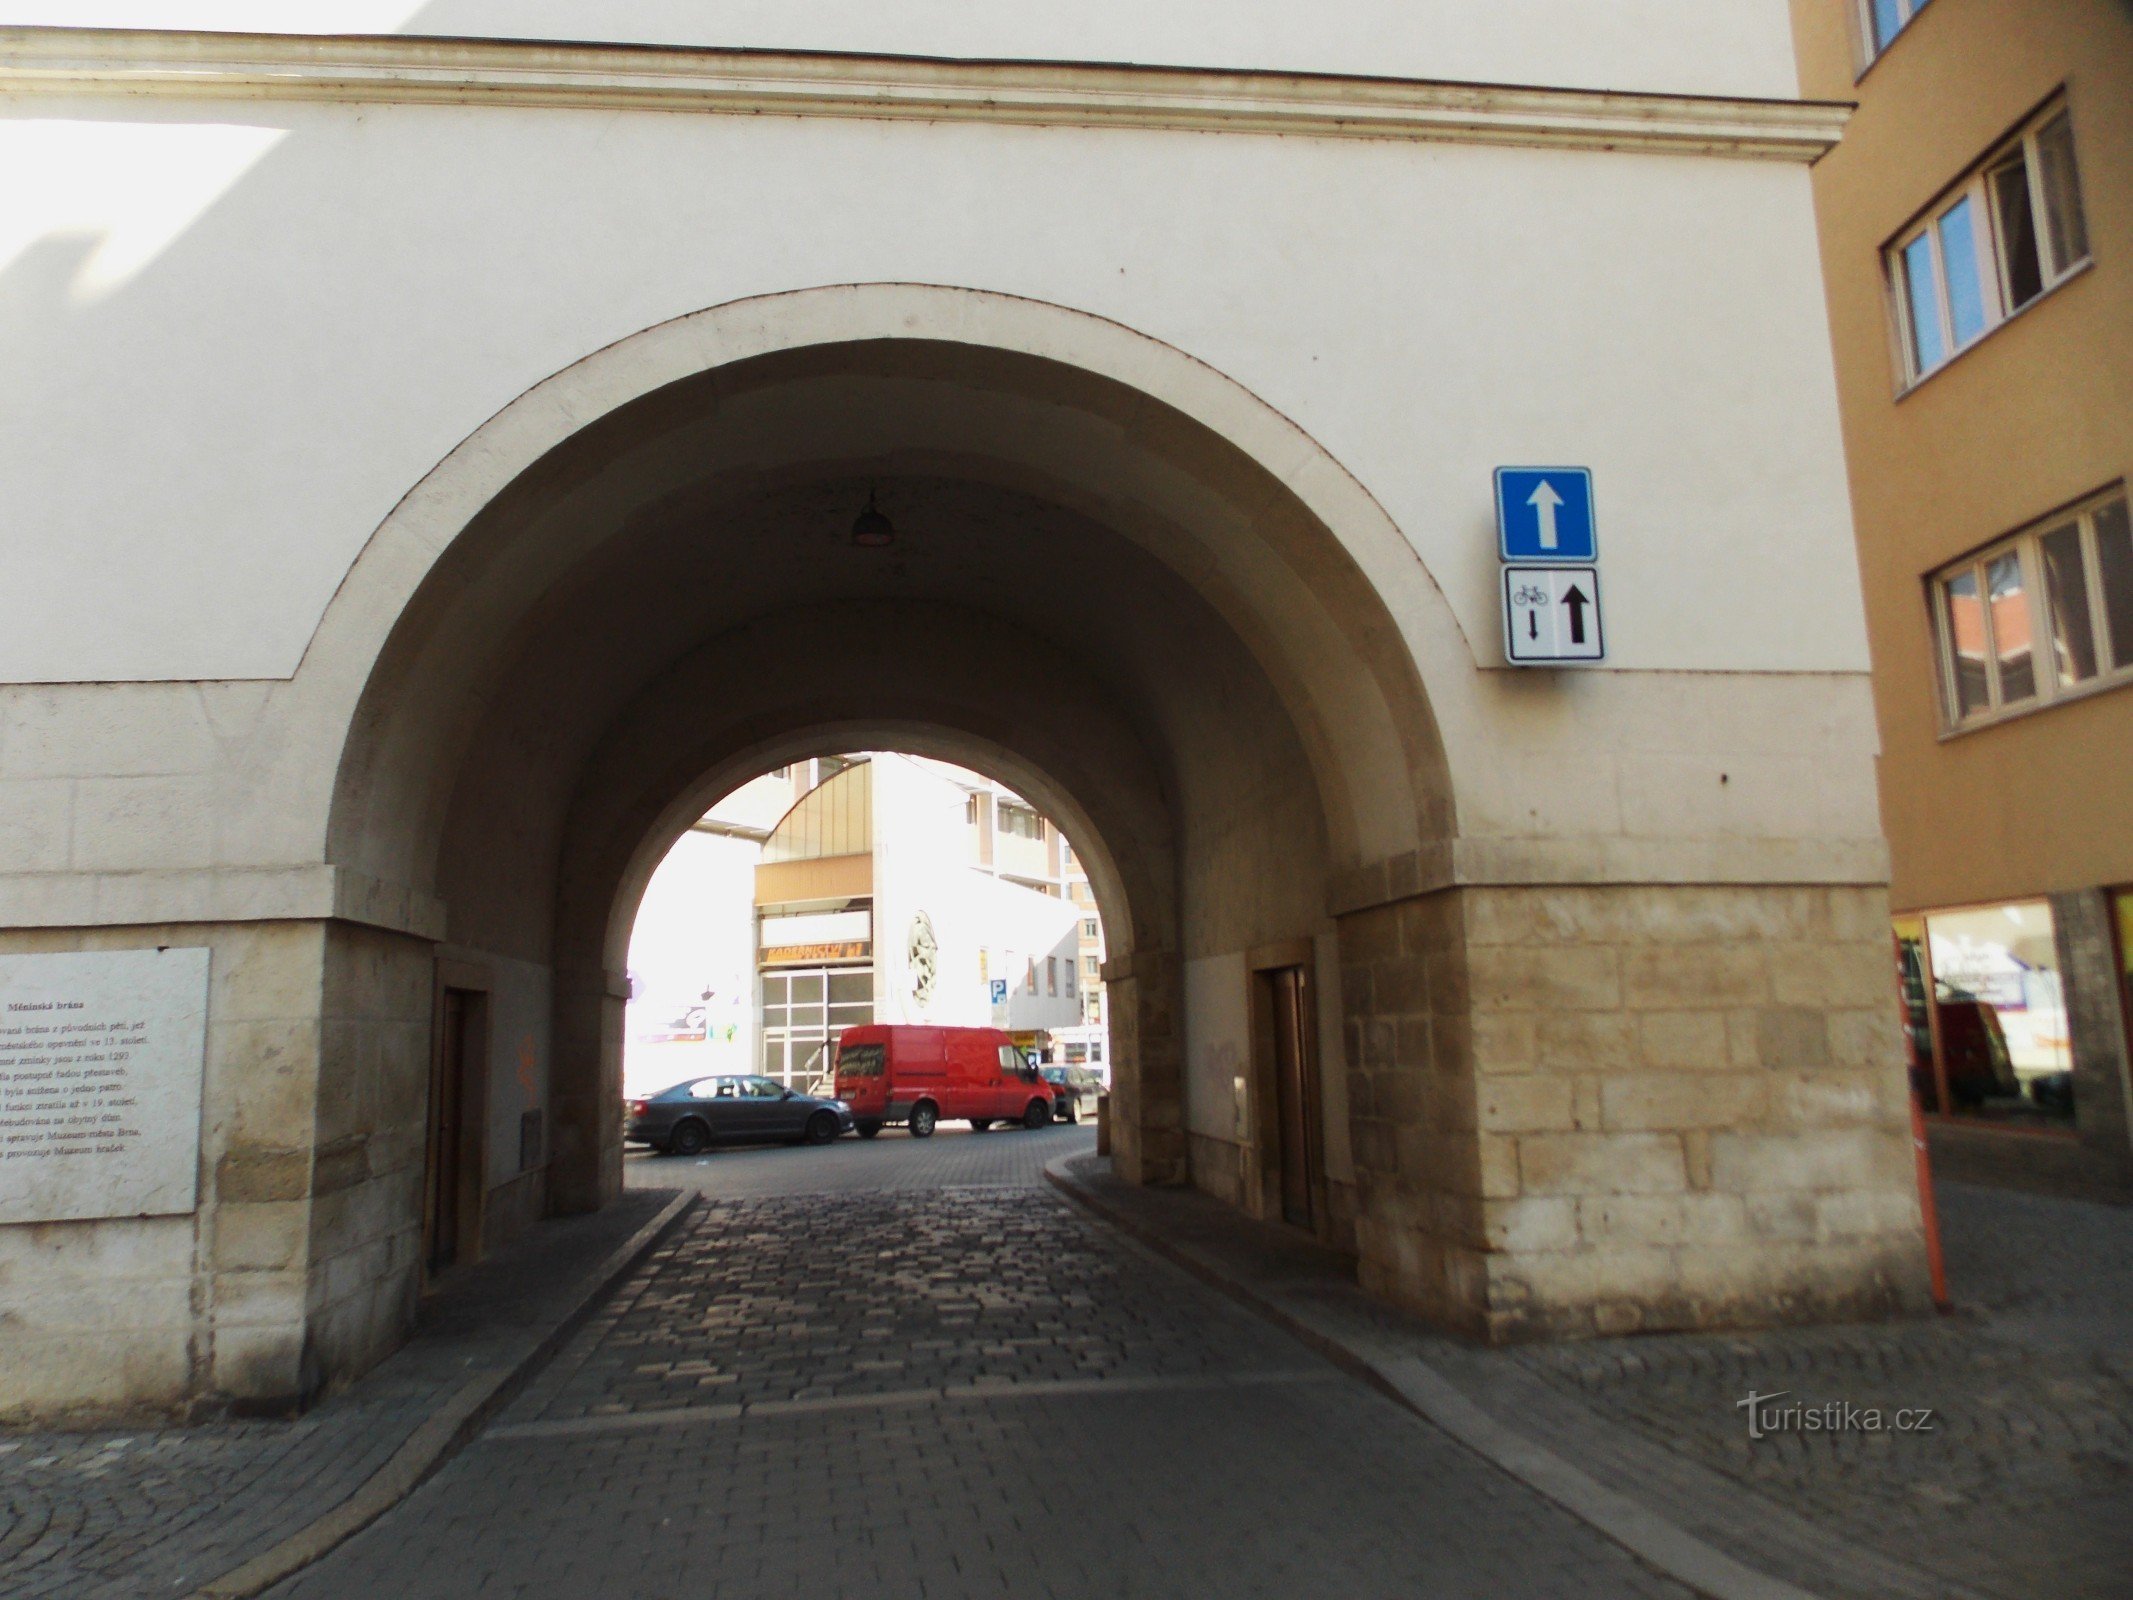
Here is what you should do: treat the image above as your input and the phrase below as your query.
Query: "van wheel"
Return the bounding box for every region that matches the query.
[804,1111,839,1145]
[909,1103,938,1139]
[856,1121,882,1139]
[969,1118,992,1132]
[1023,1099,1051,1130]
[670,1118,710,1156]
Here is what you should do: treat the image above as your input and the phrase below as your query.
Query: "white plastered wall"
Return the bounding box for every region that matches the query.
[0,2,1805,99]
[0,96,1881,891]
[0,106,1857,686]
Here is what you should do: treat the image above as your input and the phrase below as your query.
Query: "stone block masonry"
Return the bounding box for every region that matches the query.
[0,921,328,1420]
[1339,884,1932,1342]
[307,924,435,1386]
[0,919,480,1419]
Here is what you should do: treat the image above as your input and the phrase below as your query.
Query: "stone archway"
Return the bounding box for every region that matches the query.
[13,277,1915,1418]
[0,281,1934,1420]
[299,284,1466,1388]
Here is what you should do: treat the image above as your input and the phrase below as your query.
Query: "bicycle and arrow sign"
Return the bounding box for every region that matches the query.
[1502,564,1604,664]
[1494,466,1605,666]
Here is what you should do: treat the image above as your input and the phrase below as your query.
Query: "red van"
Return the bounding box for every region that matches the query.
[833,1024,1053,1139]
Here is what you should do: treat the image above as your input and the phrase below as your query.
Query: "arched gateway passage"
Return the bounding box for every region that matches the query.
[305,284,1466,1382]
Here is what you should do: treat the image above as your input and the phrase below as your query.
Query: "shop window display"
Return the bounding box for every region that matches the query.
[1894,901,2074,1128]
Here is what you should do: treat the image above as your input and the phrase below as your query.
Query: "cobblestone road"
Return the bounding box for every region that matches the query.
[18,1107,2119,1600]
[274,1180,1694,1600]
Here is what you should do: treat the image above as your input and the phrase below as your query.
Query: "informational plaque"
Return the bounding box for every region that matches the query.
[0,947,210,1224]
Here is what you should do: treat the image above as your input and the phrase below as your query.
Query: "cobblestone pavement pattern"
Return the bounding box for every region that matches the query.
[1490,1181,2133,1600]
[272,1183,1696,1600]
[12,1105,2125,1600]
[0,1193,677,1600]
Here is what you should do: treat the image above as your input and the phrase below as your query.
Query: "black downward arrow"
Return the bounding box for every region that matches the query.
[1527,609,1538,640]
[1561,584,1590,645]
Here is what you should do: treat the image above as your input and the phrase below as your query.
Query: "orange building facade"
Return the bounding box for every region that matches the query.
[1793,0,2133,1195]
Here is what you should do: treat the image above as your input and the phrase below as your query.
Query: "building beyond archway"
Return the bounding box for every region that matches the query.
[322,292,1455,1328]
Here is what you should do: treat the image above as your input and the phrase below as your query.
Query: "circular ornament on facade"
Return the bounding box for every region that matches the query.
[908,911,938,1009]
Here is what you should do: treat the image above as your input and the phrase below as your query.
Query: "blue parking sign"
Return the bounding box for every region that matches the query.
[1495,468,1596,563]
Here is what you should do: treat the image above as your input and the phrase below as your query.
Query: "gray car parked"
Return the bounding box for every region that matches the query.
[627,1074,854,1155]
[1040,1065,1103,1123]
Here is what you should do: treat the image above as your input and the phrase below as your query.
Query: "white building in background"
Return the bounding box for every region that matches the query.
[626,752,1096,1097]
[756,756,1087,1087]
[1051,840,1112,1078]
[622,759,850,1097]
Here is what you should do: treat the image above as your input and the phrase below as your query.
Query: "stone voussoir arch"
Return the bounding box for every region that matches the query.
[308,281,1466,903]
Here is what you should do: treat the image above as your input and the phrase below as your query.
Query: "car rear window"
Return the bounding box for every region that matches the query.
[837,1042,885,1077]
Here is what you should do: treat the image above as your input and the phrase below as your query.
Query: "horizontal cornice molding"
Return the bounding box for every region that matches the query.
[0,864,447,941]
[0,27,1850,160]
[1329,836,1891,917]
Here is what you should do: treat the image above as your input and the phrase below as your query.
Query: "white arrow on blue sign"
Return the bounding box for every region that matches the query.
[1495,467,1597,563]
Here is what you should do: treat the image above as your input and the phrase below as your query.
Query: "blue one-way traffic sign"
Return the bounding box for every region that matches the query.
[1495,468,1596,562]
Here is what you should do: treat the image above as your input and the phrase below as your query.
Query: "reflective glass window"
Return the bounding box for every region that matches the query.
[1902,235,1947,373]
[1921,902,2073,1126]
[1937,199,1988,348]
[2094,498,2133,672]
[2035,112,2089,275]
[1987,550,2035,703]
[2039,521,2097,683]
[1893,925,1936,1113]
[1940,568,1990,718]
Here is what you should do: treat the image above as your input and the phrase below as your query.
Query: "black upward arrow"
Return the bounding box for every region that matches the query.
[1561,584,1590,645]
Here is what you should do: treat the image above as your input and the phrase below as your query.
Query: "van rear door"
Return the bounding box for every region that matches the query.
[834,1035,887,1115]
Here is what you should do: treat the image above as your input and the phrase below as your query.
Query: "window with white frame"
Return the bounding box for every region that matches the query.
[1856,0,1932,63]
[1933,489,2133,728]
[997,803,1041,839]
[1888,100,2089,385]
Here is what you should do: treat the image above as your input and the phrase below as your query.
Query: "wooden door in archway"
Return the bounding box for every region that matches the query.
[1265,966,1319,1229]
[424,985,488,1277]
